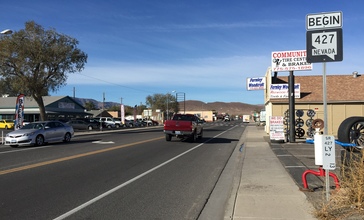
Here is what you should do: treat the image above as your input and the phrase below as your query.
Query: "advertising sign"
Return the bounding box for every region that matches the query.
[270,83,300,99]
[246,77,265,90]
[269,116,285,141]
[271,50,312,72]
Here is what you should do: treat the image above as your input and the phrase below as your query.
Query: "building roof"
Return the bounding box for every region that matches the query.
[0,96,84,108]
[270,74,364,103]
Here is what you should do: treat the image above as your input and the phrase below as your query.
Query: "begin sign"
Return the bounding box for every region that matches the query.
[306,11,342,30]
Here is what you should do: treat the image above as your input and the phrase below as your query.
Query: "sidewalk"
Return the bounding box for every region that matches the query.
[231,125,316,219]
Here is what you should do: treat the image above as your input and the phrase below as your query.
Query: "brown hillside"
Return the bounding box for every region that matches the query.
[182,100,264,116]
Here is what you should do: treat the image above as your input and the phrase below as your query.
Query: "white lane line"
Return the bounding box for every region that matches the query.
[54,126,237,220]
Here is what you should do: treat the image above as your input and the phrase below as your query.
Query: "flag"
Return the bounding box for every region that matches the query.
[121,104,125,125]
[15,94,25,130]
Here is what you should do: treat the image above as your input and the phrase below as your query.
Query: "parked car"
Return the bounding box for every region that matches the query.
[67,119,99,130]
[75,118,101,128]
[93,117,116,128]
[112,117,122,128]
[0,119,14,129]
[144,119,159,126]
[5,121,74,147]
[123,119,134,127]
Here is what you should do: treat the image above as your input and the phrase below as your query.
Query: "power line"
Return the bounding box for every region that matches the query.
[77,72,155,94]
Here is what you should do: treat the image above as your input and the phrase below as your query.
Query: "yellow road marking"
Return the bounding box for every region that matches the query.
[0,136,163,175]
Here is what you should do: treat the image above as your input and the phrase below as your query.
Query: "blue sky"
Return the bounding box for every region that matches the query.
[1,1,363,107]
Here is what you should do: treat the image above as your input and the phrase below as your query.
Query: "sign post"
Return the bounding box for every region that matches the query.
[306,11,342,201]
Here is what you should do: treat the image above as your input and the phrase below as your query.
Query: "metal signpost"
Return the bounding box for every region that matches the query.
[306,11,343,201]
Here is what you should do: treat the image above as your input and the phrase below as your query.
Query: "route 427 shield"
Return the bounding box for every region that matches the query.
[306,28,343,63]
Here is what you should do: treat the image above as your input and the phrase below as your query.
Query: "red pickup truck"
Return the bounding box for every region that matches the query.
[164,114,203,142]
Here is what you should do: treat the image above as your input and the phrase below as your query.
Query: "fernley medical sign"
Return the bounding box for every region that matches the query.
[306,11,343,63]
[271,50,312,72]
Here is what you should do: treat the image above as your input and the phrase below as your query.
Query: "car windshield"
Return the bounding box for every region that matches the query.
[5,120,13,123]
[21,122,46,130]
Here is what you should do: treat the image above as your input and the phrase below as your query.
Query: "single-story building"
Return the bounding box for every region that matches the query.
[0,95,91,122]
[181,110,214,122]
[264,67,364,137]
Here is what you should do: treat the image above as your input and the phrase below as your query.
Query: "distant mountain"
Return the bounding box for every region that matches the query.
[74,98,264,115]
[74,98,120,109]
[184,100,264,115]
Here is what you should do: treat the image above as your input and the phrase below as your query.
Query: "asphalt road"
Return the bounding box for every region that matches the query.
[0,121,247,220]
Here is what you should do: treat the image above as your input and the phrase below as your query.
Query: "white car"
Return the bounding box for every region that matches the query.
[93,117,116,128]
[5,121,74,147]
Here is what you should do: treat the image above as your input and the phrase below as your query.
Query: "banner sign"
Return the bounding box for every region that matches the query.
[271,50,312,72]
[246,77,265,90]
[121,104,125,125]
[270,83,300,99]
[14,94,25,130]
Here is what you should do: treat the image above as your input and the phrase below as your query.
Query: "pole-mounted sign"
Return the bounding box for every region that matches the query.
[306,11,343,63]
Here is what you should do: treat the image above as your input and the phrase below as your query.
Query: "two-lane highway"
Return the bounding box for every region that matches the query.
[0,121,247,219]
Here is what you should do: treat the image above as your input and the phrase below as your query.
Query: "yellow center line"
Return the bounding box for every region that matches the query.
[0,136,164,175]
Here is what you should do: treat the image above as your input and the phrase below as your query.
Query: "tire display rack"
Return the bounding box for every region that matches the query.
[283,109,323,139]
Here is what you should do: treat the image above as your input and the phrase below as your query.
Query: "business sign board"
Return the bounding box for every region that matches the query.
[271,50,312,72]
[269,116,285,141]
[306,11,342,30]
[270,83,300,99]
[246,77,265,90]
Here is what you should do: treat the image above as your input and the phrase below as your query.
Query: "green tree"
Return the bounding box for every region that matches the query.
[0,21,87,120]
[84,101,96,111]
[146,93,179,118]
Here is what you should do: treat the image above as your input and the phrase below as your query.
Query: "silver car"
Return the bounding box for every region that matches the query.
[5,121,74,147]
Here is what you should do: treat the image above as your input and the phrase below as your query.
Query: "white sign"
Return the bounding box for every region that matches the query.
[311,31,338,60]
[306,11,342,30]
[271,50,312,72]
[322,135,336,170]
[246,77,265,90]
[269,116,285,140]
[270,83,300,99]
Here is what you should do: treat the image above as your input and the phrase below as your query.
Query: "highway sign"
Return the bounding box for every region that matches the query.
[322,135,336,170]
[306,28,343,63]
[306,11,342,30]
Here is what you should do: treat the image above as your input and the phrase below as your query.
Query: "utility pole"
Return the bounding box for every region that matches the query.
[100,92,105,131]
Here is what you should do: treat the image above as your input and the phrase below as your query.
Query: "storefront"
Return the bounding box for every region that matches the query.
[0,96,91,122]
[264,68,364,137]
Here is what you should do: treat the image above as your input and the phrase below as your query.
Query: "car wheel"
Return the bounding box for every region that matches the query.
[35,135,44,146]
[88,126,93,131]
[63,133,72,142]
[166,134,172,141]
[197,129,203,140]
[338,116,364,151]
[107,125,112,129]
[190,132,197,143]
[115,124,120,128]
